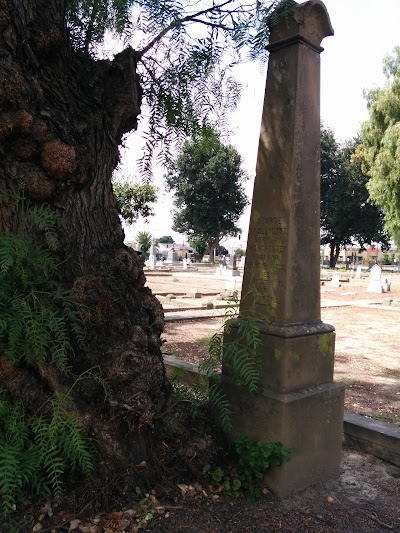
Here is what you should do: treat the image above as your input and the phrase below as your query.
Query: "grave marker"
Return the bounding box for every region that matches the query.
[328,273,340,287]
[367,264,384,293]
[222,0,344,496]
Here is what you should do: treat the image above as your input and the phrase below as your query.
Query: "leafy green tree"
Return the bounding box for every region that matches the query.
[320,128,389,268]
[166,128,248,263]
[188,236,208,259]
[0,0,287,504]
[113,176,157,224]
[157,235,175,244]
[234,247,247,257]
[216,245,229,257]
[361,47,400,244]
[136,231,153,253]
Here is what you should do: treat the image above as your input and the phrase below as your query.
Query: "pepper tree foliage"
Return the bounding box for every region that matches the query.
[65,0,292,176]
[320,127,389,268]
[166,127,248,262]
[360,47,400,245]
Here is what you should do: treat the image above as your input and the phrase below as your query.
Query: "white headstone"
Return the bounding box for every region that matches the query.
[240,256,246,269]
[182,258,188,269]
[327,273,340,287]
[367,264,384,293]
[355,265,362,279]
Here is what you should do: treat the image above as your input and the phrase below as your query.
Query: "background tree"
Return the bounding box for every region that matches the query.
[320,127,389,268]
[0,0,285,507]
[166,128,248,263]
[234,247,247,257]
[157,235,175,244]
[113,175,157,225]
[113,177,157,224]
[136,230,153,253]
[361,47,400,244]
[215,245,229,257]
[188,236,208,259]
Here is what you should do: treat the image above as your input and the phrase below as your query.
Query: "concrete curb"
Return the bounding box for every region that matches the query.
[343,411,400,466]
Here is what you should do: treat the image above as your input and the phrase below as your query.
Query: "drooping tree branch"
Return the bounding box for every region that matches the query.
[136,0,237,59]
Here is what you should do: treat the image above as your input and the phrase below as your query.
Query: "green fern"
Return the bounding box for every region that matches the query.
[199,300,262,396]
[208,383,233,431]
[0,231,83,373]
[0,389,94,516]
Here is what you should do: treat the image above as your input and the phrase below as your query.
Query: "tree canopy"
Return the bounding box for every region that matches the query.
[320,127,390,268]
[157,235,175,244]
[188,236,208,258]
[361,47,400,245]
[166,128,248,262]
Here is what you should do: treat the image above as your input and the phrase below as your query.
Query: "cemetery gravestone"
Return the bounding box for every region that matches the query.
[367,264,384,293]
[226,253,240,277]
[328,273,340,287]
[222,0,344,496]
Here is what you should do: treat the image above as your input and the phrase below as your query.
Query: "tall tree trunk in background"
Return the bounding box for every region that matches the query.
[329,241,341,269]
[208,236,219,264]
[0,0,169,484]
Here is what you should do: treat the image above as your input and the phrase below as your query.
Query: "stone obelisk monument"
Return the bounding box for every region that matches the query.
[222,0,344,496]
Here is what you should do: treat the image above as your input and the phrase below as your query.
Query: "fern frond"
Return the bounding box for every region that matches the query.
[43,445,64,500]
[0,443,22,514]
[225,346,261,395]
[208,384,232,431]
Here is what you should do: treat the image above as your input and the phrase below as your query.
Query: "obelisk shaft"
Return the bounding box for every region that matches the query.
[241,1,334,327]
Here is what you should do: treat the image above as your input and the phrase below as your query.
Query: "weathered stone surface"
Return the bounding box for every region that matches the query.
[222,0,343,496]
[221,377,345,496]
[224,321,335,394]
[241,1,333,326]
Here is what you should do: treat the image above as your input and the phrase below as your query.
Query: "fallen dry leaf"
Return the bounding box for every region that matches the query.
[69,518,81,530]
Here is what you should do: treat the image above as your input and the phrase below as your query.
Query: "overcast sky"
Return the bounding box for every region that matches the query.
[122,0,400,249]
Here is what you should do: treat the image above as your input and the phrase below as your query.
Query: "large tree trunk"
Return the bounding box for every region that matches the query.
[0,0,169,487]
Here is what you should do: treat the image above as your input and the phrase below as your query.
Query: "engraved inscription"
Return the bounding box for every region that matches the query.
[244,214,288,320]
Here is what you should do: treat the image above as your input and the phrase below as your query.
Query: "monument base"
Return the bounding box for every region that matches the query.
[220,377,345,496]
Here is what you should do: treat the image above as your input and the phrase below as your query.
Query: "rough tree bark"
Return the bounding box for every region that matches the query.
[0,0,170,485]
[329,241,341,269]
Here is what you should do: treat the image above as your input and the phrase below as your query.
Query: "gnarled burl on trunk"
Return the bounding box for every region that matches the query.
[0,0,170,485]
